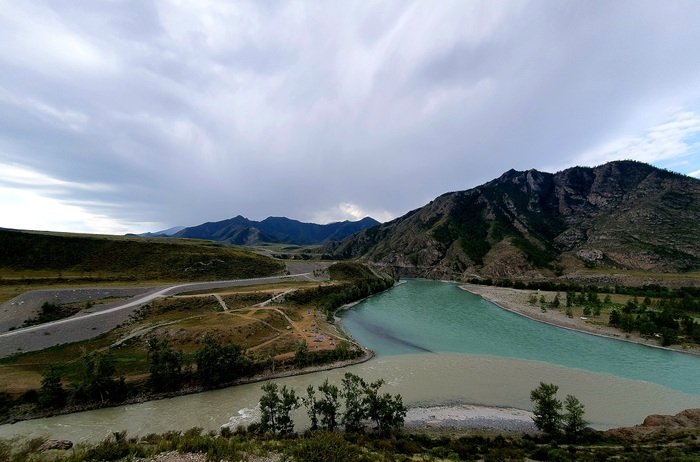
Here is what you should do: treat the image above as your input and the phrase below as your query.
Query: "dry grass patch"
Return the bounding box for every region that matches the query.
[0,367,41,396]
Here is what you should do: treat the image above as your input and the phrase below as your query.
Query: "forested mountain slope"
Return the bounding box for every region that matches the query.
[174,216,379,246]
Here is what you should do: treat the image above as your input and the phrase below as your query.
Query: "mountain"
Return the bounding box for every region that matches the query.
[173,216,380,246]
[324,161,700,280]
[138,226,185,237]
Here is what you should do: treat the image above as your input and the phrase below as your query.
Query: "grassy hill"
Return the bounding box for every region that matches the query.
[0,229,285,284]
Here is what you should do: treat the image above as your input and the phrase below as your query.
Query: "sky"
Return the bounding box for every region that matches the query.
[1,1,700,235]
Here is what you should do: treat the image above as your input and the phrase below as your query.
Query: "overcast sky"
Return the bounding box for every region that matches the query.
[2,1,700,235]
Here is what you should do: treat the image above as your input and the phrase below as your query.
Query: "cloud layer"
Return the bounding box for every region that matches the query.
[1,1,700,233]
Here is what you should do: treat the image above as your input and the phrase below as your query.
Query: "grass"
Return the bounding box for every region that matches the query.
[2,425,700,462]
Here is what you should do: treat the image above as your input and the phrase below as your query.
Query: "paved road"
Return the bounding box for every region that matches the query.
[0,272,324,357]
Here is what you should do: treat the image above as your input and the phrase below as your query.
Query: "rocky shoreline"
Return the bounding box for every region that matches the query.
[404,404,538,435]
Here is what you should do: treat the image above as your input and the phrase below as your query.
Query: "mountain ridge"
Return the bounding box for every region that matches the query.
[324,161,700,280]
[173,215,380,246]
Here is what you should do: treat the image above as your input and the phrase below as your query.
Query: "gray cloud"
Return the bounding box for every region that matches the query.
[1,0,700,233]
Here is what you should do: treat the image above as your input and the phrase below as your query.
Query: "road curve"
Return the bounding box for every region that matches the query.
[0,273,320,357]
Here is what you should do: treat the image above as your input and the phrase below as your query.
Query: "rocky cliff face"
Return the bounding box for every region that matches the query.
[325,161,700,279]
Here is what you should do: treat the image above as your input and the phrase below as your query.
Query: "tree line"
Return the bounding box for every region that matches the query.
[608,297,700,346]
[521,284,700,347]
[29,332,359,413]
[470,277,700,308]
[286,276,395,321]
[257,373,407,437]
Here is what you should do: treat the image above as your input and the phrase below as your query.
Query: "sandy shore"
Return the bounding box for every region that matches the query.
[460,284,700,357]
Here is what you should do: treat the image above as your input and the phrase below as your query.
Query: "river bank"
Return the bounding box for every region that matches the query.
[0,348,376,426]
[460,283,700,357]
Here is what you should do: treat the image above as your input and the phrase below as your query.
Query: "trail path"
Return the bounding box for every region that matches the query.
[0,264,330,357]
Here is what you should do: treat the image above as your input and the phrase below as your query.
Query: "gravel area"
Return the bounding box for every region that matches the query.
[405,405,538,434]
[0,287,151,332]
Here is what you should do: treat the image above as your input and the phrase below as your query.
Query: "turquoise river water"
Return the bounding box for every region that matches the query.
[1,279,699,442]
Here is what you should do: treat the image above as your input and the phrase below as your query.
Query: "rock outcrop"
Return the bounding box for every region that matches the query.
[604,409,700,440]
[39,440,73,451]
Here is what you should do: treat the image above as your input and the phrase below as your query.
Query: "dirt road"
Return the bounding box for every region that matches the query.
[0,265,330,357]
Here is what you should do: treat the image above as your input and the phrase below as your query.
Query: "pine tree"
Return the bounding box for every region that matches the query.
[530,382,562,436]
[563,395,586,439]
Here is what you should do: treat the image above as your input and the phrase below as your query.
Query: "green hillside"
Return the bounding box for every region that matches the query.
[0,229,285,283]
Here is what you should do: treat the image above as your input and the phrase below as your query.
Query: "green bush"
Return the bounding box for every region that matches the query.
[289,432,364,462]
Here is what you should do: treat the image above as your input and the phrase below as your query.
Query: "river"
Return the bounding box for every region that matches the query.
[1,279,699,443]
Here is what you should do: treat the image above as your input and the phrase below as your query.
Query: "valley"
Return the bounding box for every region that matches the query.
[1,161,700,460]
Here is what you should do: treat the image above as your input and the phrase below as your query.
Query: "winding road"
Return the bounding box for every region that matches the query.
[0,264,329,357]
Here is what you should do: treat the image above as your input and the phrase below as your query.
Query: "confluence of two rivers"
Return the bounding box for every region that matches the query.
[1,279,699,442]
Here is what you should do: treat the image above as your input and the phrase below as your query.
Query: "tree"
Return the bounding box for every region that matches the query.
[609,309,621,327]
[76,350,124,404]
[148,338,183,392]
[334,340,351,360]
[341,373,367,433]
[294,340,309,368]
[317,379,341,431]
[195,335,250,387]
[530,382,562,436]
[551,294,561,309]
[563,395,586,439]
[303,385,319,431]
[660,327,678,346]
[38,366,66,408]
[566,291,575,308]
[259,382,280,433]
[362,379,406,436]
[278,385,301,434]
[268,345,279,374]
[340,373,406,436]
[259,382,299,435]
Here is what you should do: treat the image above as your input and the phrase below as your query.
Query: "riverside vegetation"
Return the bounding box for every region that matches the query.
[0,261,394,423]
[3,382,700,461]
[466,277,700,349]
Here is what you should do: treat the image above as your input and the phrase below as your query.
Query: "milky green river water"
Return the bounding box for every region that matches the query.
[1,279,699,443]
